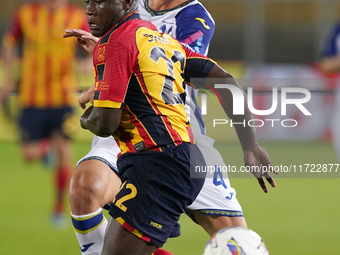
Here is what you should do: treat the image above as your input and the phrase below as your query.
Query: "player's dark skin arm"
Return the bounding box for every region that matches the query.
[207,66,257,152]
[80,105,122,137]
[194,64,278,192]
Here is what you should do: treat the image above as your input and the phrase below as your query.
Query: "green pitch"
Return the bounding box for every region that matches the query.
[0,141,339,255]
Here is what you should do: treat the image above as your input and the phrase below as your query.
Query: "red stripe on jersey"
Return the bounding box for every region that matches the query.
[125,105,157,148]
[186,126,195,144]
[30,4,40,28]
[116,125,136,153]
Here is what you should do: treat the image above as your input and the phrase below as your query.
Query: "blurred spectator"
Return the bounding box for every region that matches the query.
[0,0,90,226]
[319,21,340,161]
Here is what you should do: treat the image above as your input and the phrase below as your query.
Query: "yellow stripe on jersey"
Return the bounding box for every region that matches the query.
[94,100,123,109]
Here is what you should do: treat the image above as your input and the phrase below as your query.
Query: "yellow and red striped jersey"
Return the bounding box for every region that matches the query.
[93,12,213,155]
[2,2,89,108]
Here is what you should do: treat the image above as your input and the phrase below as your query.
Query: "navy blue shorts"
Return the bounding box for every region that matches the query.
[19,107,74,142]
[108,142,206,247]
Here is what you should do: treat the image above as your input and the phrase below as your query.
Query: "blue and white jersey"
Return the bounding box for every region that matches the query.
[323,22,340,57]
[139,0,215,138]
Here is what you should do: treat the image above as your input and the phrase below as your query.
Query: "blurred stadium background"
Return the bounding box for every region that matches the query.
[0,0,340,254]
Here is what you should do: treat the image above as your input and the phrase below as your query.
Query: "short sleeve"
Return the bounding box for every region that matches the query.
[175,4,215,55]
[93,36,137,109]
[181,43,215,82]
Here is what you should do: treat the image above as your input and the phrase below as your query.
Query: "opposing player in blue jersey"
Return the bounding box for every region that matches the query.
[64,0,277,254]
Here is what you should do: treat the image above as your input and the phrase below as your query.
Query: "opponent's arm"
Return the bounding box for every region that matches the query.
[183,50,277,192]
[207,65,277,193]
[207,66,257,150]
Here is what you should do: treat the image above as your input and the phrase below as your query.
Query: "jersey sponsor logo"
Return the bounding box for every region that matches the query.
[150,221,163,229]
[160,20,174,34]
[160,24,173,34]
[80,242,95,252]
[142,33,172,44]
[225,192,234,200]
[134,141,147,152]
[195,18,210,29]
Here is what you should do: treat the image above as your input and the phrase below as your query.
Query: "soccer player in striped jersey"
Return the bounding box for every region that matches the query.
[0,0,90,225]
[64,0,276,254]
[78,1,275,254]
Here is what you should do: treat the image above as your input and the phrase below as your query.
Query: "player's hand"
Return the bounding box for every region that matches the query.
[80,105,94,130]
[63,29,99,54]
[78,85,95,109]
[243,145,278,193]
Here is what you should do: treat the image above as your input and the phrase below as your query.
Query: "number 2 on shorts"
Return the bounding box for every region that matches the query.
[113,180,137,212]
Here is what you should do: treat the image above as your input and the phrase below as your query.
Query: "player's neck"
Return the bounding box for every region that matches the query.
[148,0,190,11]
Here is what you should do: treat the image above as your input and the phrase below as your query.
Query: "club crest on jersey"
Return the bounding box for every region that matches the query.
[97,46,106,62]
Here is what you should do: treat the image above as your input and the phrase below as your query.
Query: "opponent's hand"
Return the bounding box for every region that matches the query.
[78,85,95,109]
[243,145,278,193]
[63,29,99,54]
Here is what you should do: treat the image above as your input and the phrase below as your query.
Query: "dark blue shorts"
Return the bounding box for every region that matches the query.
[108,142,206,247]
[19,107,74,142]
